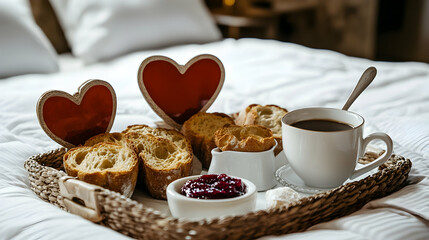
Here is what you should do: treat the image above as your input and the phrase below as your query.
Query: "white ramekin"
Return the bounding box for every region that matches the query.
[166,175,257,220]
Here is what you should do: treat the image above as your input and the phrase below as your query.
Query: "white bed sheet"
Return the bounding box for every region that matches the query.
[0,38,428,240]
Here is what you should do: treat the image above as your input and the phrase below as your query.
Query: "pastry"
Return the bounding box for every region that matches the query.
[214,125,276,152]
[265,187,301,209]
[235,104,288,154]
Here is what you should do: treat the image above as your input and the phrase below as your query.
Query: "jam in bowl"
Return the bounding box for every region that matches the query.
[166,174,257,220]
[181,174,246,199]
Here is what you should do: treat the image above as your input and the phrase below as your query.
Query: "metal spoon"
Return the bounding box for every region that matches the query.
[342,66,377,111]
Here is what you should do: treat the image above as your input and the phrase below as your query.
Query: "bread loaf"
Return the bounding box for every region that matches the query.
[63,142,139,198]
[181,112,235,168]
[125,132,193,199]
[214,125,276,152]
[235,104,287,154]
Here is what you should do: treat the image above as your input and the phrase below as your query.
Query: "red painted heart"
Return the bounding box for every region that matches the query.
[138,54,225,129]
[37,80,116,148]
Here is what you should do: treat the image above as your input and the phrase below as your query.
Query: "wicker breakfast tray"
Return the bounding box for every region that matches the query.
[24,148,411,240]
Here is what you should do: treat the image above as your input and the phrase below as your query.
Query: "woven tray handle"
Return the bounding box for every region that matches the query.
[59,176,103,222]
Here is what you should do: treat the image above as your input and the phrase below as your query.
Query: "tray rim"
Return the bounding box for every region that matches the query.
[24,147,412,240]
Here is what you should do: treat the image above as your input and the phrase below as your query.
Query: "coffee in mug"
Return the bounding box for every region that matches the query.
[281,107,393,188]
[291,119,353,132]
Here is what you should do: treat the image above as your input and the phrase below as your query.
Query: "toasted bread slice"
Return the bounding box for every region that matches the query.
[63,142,138,197]
[124,125,193,198]
[123,124,189,150]
[125,132,193,199]
[181,112,235,168]
[84,132,146,187]
[84,132,126,146]
[214,125,276,152]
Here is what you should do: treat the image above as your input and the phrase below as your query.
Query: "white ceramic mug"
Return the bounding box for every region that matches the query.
[208,142,277,191]
[281,107,393,188]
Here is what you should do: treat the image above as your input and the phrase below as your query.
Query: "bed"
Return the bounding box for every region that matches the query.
[1,1,428,239]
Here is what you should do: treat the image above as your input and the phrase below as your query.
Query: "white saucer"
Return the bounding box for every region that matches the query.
[275,163,378,194]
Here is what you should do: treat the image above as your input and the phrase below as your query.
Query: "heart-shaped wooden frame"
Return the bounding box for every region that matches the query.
[37,79,117,149]
[137,54,225,130]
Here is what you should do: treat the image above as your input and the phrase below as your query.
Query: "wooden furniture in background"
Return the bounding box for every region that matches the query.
[376,0,429,63]
[206,0,378,59]
[314,0,378,59]
[209,0,318,39]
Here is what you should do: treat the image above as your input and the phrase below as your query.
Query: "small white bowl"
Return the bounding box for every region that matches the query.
[166,175,257,220]
[209,142,278,191]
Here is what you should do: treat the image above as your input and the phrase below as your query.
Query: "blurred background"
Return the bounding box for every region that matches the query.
[204,0,429,63]
[30,0,429,63]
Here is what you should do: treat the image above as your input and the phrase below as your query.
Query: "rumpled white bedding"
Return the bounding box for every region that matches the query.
[1,38,428,240]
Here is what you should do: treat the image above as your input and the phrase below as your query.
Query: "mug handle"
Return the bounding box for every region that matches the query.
[350,132,393,179]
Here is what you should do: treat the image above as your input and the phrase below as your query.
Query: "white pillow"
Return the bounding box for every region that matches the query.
[50,0,222,63]
[0,0,59,78]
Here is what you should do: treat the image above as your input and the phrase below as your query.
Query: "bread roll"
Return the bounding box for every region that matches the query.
[181,112,235,168]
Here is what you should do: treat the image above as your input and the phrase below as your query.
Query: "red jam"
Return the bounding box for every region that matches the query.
[181,174,247,199]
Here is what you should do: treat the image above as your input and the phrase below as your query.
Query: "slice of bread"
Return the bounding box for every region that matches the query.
[181,112,235,168]
[84,132,126,146]
[123,125,193,190]
[84,132,147,188]
[235,104,288,154]
[123,124,189,150]
[125,132,193,199]
[214,125,276,152]
[63,142,138,198]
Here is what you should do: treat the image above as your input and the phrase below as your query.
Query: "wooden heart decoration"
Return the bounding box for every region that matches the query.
[138,54,225,129]
[37,80,116,148]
